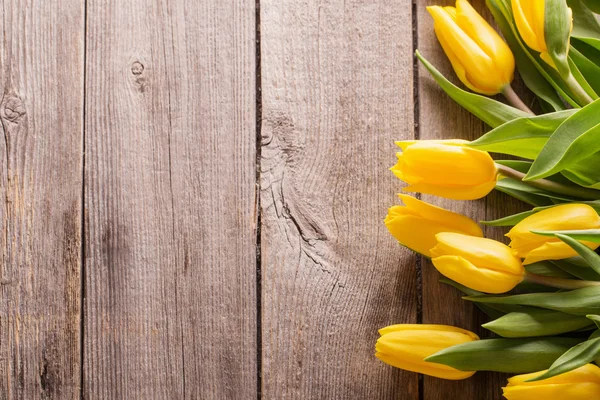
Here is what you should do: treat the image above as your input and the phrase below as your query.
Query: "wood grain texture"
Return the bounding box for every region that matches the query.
[0,1,84,398]
[83,1,257,398]
[416,1,527,399]
[260,0,417,398]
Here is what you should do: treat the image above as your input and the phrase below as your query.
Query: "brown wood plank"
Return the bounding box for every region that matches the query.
[83,1,257,398]
[0,1,84,398]
[260,0,417,398]
[416,0,527,399]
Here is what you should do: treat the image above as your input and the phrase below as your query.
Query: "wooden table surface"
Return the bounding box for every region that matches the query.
[0,0,529,398]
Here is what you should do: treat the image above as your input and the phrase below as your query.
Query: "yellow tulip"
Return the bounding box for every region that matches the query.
[503,364,600,400]
[385,194,483,257]
[391,140,498,200]
[511,0,572,69]
[376,324,479,380]
[428,0,515,95]
[507,204,600,265]
[430,232,525,294]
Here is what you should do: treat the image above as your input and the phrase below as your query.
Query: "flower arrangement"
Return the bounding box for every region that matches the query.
[377,0,600,398]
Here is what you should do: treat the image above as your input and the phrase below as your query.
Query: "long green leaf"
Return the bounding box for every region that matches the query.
[481,210,539,227]
[588,314,600,329]
[552,258,600,281]
[582,0,600,13]
[568,55,599,99]
[439,278,514,319]
[526,99,600,180]
[556,233,600,275]
[570,46,600,96]
[526,261,577,279]
[425,337,583,373]
[468,110,576,159]
[464,286,600,316]
[527,337,600,381]
[562,152,600,189]
[483,309,593,338]
[532,229,600,243]
[415,51,528,128]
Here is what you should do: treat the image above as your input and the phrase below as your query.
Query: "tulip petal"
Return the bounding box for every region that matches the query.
[403,180,496,201]
[503,382,600,400]
[427,5,497,93]
[376,352,475,380]
[432,255,523,294]
[507,364,600,386]
[523,241,599,265]
[400,143,497,185]
[378,323,479,340]
[512,0,546,53]
[507,204,600,262]
[433,232,523,275]
[455,0,514,84]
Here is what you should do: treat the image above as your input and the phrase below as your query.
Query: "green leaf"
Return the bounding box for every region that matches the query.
[496,178,577,202]
[468,110,576,159]
[570,0,600,52]
[526,99,600,180]
[464,286,600,316]
[425,337,583,373]
[570,46,600,96]
[415,51,528,128]
[532,229,600,243]
[581,0,600,14]
[568,54,599,99]
[527,337,600,381]
[587,314,600,329]
[562,152,600,189]
[495,181,558,207]
[546,0,576,76]
[556,233,600,275]
[481,209,539,227]
[487,0,565,111]
[439,278,513,319]
[526,261,577,279]
[483,309,593,338]
[552,258,600,281]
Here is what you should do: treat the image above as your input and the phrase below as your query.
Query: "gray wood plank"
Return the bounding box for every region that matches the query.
[416,1,526,399]
[83,1,257,398]
[260,0,418,398]
[0,1,85,398]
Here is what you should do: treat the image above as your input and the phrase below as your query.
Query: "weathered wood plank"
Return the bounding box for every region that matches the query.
[416,1,526,399]
[0,1,84,398]
[83,1,257,398]
[260,0,417,398]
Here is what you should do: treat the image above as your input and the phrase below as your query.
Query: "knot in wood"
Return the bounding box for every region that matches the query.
[1,95,26,123]
[131,61,145,75]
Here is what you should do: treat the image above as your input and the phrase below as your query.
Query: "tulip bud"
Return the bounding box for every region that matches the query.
[430,232,525,294]
[391,140,498,200]
[503,364,600,399]
[427,0,515,95]
[511,0,572,70]
[385,194,483,257]
[506,204,600,265]
[376,324,479,380]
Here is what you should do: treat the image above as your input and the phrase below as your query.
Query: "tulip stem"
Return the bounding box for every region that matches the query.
[525,272,600,290]
[496,164,600,200]
[564,73,594,106]
[502,85,535,115]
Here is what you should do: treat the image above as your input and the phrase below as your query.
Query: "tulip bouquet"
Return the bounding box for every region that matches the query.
[377,0,600,398]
